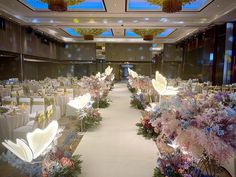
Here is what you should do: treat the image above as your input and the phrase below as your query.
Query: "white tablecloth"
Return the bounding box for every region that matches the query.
[0,88,11,98]
[0,110,29,141]
[54,94,70,116]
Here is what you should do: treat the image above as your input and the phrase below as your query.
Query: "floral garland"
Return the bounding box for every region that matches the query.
[133,29,165,36]
[146,0,196,6]
[40,0,84,6]
[74,28,104,36]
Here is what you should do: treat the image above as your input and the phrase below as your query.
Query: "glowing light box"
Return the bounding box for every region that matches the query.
[64,28,113,37]
[125,28,175,38]
[127,0,211,11]
[19,0,105,11]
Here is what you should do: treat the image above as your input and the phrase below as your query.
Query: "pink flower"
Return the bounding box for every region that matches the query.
[60,157,74,168]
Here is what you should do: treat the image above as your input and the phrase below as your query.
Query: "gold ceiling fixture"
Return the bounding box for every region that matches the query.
[74,28,105,40]
[146,0,196,13]
[133,29,165,41]
[40,0,84,12]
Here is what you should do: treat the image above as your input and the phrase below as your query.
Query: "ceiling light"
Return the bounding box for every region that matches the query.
[73,18,79,24]
[133,20,138,23]
[103,19,108,24]
[49,19,54,23]
[32,19,39,23]
[117,20,123,24]
[88,19,96,24]
[160,18,168,22]
[151,47,162,51]
[144,18,149,21]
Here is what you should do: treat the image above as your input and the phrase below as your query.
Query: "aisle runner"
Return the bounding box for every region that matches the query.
[74,83,157,177]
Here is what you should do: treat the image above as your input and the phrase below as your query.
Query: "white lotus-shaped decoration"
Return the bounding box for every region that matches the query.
[2,121,58,163]
[152,71,178,96]
[128,68,138,78]
[152,71,167,95]
[105,66,113,76]
[95,72,101,78]
[110,74,115,81]
[68,93,92,110]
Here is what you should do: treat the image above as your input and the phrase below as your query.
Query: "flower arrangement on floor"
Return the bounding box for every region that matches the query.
[1,121,83,177]
[147,91,236,176]
[130,92,146,110]
[132,70,236,177]
[82,108,102,130]
[92,98,110,108]
[41,147,82,177]
[65,66,112,111]
[128,69,158,110]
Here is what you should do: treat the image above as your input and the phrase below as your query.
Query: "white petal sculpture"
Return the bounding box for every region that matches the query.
[105,66,113,76]
[152,71,178,96]
[152,71,167,95]
[68,93,91,110]
[2,121,59,163]
[128,68,138,78]
[95,72,101,78]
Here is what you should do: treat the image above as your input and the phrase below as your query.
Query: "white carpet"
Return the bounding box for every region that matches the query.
[74,83,158,177]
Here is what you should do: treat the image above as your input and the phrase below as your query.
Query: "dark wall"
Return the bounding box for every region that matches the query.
[0,56,21,80]
[0,17,96,61]
[106,43,152,61]
[161,24,228,84]
[58,43,96,61]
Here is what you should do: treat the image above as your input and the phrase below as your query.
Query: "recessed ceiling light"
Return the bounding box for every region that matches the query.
[49,19,54,23]
[73,18,79,24]
[117,20,123,24]
[133,20,138,23]
[160,18,168,22]
[144,18,149,21]
[103,19,108,24]
[32,19,39,23]
[88,19,96,24]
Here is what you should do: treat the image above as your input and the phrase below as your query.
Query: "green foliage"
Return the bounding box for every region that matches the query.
[93,99,110,108]
[54,155,82,177]
[153,167,165,177]
[129,88,136,93]
[136,123,158,140]
[130,99,144,110]
[83,115,102,130]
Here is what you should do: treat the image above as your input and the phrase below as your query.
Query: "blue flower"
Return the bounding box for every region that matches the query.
[226,124,234,131]
[217,130,224,136]
[224,107,236,117]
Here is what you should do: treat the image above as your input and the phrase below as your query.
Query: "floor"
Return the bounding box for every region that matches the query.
[74,82,158,177]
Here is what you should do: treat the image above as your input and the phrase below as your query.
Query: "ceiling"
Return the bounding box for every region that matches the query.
[0,0,235,43]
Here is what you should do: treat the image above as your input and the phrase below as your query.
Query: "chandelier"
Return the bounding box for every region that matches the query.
[40,0,84,12]
[133,29,165,41]
[74,28,104,40]
[146,0,196,13]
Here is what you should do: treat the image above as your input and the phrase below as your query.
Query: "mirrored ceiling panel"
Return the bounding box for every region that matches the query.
[63,28,113,37]
[127,0,213,12]
[125,28,175,38]
[18,0,106,11]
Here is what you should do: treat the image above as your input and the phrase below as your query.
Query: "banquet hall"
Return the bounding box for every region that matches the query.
[0,0,236,177]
